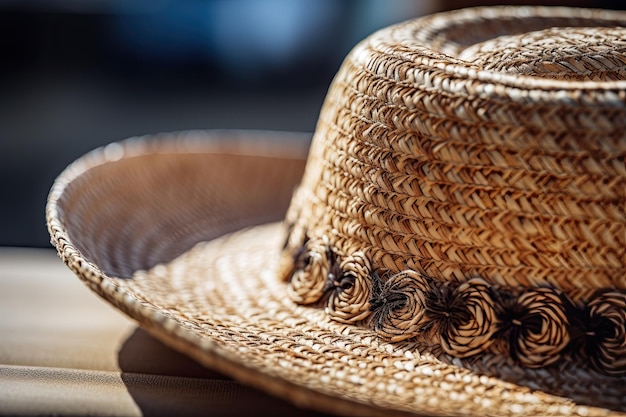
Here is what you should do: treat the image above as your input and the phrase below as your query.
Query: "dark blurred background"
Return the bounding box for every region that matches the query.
[0,0,622,248]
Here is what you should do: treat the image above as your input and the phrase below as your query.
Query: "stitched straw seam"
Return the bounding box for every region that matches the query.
[370,27,626,93]
[316,138,619,252]
[321,157,626,245]
[316,133,623,252]
[330,145,626,214]
[351,132,626,192]
[361,149,625,205]
[321,96,626,198]
[323,115,625,193]
[322,184,626,262]
[310,159,626,287]
[327,80,626,163]
[314,168,625,264]
[324,176,626,266]
[319,117,626,216]
[352,112,626,162]
[402,12,626,56]
[344,87,626,152]
[292,230,619,290]
[336,89,626,156]
[351,42,626,108]
[317,184,625,282]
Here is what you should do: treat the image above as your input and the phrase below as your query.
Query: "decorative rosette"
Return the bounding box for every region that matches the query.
[578,290,626,376]
[504,288,570,368]
[326,251,372,323]
[370,270,433,342]
[428,278,498,358]
[285,237,624,373]
[287,236,331,304]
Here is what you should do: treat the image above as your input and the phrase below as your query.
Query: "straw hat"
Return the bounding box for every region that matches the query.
[47,6,626,417]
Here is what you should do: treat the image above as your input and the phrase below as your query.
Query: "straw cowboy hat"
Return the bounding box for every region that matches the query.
[47,5,626,417]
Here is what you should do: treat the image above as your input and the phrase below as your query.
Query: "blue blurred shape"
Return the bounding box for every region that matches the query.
[109,0,343,77]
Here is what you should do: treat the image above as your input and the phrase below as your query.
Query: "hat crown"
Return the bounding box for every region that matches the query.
[280,7,626,375]
[462,26,626,81]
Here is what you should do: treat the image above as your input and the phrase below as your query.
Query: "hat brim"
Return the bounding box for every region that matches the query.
[47,131,626,417]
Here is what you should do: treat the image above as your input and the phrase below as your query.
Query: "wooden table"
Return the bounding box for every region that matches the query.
[0,247,330,416]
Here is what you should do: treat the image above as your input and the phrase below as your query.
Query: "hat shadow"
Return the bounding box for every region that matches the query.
[117,327,335,417]
[418,342,626,413]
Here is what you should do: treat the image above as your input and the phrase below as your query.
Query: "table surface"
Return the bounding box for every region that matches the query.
[0,247,332,416]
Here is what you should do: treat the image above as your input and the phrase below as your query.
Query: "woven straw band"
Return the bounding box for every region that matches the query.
[280,6,626,376]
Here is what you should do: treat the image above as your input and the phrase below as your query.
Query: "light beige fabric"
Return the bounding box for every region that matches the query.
[0,248,329,416]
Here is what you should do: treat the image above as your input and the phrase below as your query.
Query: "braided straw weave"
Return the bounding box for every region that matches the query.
[282,4,626,379]
[46,6,626,417]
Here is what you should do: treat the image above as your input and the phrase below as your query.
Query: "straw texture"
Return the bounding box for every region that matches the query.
[47,6,626,417]
[47,131,625,416]
[281,5,626,378]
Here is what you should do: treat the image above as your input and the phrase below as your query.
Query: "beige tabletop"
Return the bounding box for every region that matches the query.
[0,247,331,416]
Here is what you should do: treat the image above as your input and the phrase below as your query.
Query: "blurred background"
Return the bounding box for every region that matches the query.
[0,0,622,248]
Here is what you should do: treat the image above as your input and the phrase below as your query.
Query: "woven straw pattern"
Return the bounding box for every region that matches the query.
[281,6,626,375]
[460,27,626,80]
[47,131,626,415]
[45,6,626,417]
[47,134,626,416]
[125,226,624,416]
[48,131,307,280]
